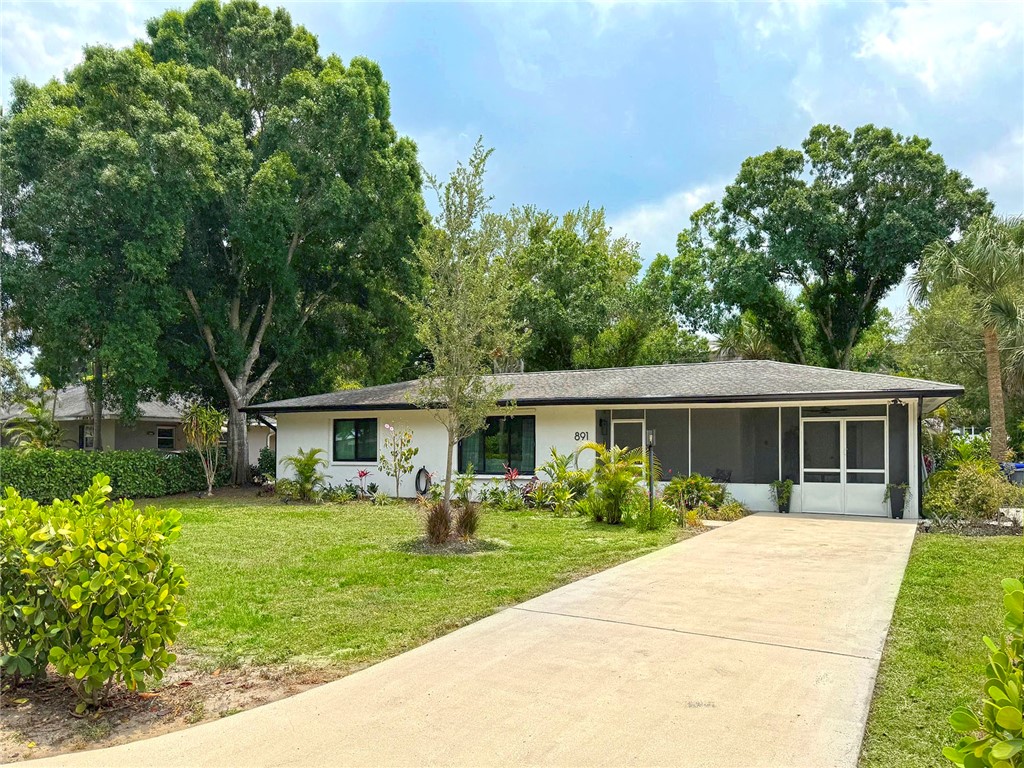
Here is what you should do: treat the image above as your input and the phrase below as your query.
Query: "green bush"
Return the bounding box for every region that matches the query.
[699,500,750,522]
[0,447,229,501]
[621,493,674,532]
[943,577,1023,767]
[924,461,1023,521]
[257,446,276,479]
[0,475,187,710]
[663,474,726,512]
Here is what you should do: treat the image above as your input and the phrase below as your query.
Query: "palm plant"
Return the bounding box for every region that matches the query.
[912,215,1024,460]
[181,403,224,496]
[4,393,63,452]
[577,441,657,524]
[713,311,781,361]
[281,447,329,502]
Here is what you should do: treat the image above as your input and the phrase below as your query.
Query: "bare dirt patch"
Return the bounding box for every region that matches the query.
[0,652,343,764]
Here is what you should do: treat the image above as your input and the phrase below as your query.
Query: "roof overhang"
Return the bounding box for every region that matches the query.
[244,387,964,415]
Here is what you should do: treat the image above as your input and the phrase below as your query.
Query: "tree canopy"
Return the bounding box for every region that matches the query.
[672,124,991,369]
[145,0,424,480]
[2,45,216,442]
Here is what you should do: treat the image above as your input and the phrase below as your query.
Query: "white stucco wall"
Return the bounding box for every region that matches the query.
[273,399,921,518]
[275,406,597,497]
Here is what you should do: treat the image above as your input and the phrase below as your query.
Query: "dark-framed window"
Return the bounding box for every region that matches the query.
[157,426,176,451]
[333,418,377,462]
[458,416,536,475]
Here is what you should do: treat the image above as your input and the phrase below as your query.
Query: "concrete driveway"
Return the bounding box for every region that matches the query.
[30,513,915,768]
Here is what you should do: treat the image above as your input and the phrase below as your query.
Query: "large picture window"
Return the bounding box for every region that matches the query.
[458,416,536,475]
[333,418,377,462]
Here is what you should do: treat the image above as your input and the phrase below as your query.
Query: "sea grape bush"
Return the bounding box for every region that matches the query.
[0,474,187,710]
[944,577,1024,767]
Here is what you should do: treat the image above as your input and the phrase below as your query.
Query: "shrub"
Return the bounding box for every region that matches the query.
[701,500,750,522]
[454,503,481,540]
[622,493,673,532]
[578,442,649,525]
[281,447,328,502]
[425,501,451,546]
[943,577,1022,767]
[0,447,229,501]
[257,446,276,479]
[0,475,187,710]
[770,479,793,511]
[681,508,707,530]
[663,474,726,512]
[924,460,1023,521]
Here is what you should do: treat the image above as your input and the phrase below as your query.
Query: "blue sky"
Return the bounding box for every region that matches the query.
[2,0,1022,305]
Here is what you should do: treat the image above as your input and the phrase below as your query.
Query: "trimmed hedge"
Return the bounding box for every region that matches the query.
[0,448,230,501]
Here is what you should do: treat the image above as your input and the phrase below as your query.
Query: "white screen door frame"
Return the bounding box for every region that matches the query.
[800,416,888,516]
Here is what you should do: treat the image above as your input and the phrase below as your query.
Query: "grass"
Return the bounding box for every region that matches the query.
[147,492,685,670]
[859,533,1022,768]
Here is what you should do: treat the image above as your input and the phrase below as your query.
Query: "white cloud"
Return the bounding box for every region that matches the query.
[857,1,1023,93]
[1,0,149,101]
[965,128,1024,213]
[609,181,723,262]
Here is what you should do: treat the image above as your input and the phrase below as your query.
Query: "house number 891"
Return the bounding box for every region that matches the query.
[574,431,588,441]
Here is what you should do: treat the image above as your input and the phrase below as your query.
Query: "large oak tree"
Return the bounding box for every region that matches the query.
[2,46,216,444]
[672,124,991,368]
[146,0,424,482]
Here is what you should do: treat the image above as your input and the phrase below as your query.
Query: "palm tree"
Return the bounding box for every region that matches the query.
[713,312,781,361]
[576,441,659,524]
[912,215,1024,460]
[3,393,63,452]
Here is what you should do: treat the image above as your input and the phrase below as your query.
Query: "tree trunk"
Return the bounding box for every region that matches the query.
[91,356,104,451]
[442,429,455,516]
[226,401,249,486]
[983,325,1007,461]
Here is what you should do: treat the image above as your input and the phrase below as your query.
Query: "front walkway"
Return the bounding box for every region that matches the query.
[30,514,916,768]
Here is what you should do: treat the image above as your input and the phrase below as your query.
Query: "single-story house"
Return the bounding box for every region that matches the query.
[247,360,962,519]
[1,386,276,463]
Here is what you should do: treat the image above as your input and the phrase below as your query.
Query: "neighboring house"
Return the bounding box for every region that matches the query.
[1,386,276,463]
[248,360,962,519]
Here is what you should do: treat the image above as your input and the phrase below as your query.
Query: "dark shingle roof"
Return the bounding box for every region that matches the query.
[247,360,962,414]
[0,386,184,422]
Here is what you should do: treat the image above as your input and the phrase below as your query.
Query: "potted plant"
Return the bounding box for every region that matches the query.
[770,479,794,514]
[884,482,910,519]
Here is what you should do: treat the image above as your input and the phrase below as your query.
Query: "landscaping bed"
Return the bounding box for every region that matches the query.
[859,533,1022,768]
[0,489,687,762]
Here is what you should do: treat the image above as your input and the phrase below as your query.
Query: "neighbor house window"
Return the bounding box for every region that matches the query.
[333,418,377,462]
[458,416,536,475]
[78,424,94,450]
[157,426,176,451]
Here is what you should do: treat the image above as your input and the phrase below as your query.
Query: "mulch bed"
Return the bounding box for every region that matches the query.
[0,652,338,764]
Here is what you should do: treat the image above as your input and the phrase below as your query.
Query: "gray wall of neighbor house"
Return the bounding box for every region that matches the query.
[115,422,184,451]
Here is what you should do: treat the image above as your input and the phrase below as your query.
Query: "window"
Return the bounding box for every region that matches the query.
[458,416,536,474]
[78,424,94,450]
[157,426,176,452]
[333,418,377,462]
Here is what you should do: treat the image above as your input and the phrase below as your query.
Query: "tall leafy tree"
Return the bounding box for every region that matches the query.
[2,46,216,446]
[672,124,991,368]
[411,140,520,511]
[145,0,424,482]
[912,215,1024,459]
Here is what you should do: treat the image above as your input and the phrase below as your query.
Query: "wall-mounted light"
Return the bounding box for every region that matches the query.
[890,398,905,407]
[146,430,155,436]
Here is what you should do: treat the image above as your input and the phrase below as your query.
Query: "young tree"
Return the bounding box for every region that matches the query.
[145,1,424,484]
[378,423,418,498]
[912,215,1024,459]
[411,140,520,512]
[181,404,224,496]
[1,46,216,445]
[671,124,991,368]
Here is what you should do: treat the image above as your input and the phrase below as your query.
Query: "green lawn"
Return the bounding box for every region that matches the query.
[151,493,684,669]
[860,533,1022,768]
